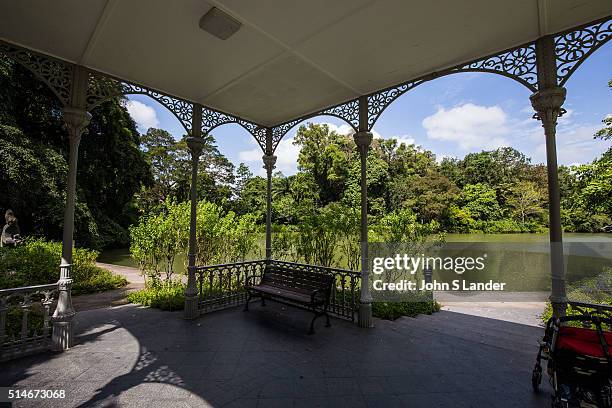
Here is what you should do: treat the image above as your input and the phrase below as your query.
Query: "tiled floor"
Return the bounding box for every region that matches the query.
[1,302,552,407]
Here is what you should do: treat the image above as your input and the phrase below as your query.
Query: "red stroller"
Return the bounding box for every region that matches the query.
[532,301,612,407]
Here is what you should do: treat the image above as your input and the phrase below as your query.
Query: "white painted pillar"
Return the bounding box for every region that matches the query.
[355,95,374,328]
[52,65,91,351]
[184,105,204,319]
[531,36,567,318]
[263,152,277,260]
[52,108,90,350]
[354,130,373,328]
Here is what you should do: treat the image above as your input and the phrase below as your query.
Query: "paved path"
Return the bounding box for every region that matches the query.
[436,291,547,327]
[72,263,144,312]
[1,302,551,407]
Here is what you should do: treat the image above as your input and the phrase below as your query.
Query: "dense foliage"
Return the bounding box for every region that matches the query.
[0,57,151,249]
[4,53,608,256]
[129,200,259,283]
[127,280,185,311]
[0,239,126,294]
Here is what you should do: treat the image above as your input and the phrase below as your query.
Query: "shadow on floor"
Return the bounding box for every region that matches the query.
[0,302,552,407]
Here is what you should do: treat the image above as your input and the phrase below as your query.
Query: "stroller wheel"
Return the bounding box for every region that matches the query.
[532,365,542,391]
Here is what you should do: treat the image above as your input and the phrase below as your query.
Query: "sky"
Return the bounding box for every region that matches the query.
[126,43,611,177]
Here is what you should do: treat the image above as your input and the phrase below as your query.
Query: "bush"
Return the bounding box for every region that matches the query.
[129,200,259,284]
[373,300,441,320]
[0,238,127,295]
[127,281,185,311]
[351,289,441,320]
[541,267,612,325]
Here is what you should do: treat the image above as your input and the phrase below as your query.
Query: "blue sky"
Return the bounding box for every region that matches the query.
[126,43,611,176]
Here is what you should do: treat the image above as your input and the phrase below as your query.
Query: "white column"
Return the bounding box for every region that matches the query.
[184,135,205,319]
[263,154,277,260]
[532,36,567,318]
[354,130,373,328]
[52,107,91,350]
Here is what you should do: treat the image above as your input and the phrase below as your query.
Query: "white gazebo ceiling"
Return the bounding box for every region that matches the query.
[0,0,610,126]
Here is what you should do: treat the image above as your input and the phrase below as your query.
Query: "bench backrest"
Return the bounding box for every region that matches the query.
[262,264,334,300]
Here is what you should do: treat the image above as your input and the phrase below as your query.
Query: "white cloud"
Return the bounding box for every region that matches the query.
[422,103,509,150]
[126,100,159,133]
[533,123,610,165]
[274,137,301,175]
[238,136,300,176]
[327,123,354,136]
[238,147,262,163]
[392,135,416,146]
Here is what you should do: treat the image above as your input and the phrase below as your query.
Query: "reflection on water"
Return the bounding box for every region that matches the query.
[99,233,612,290]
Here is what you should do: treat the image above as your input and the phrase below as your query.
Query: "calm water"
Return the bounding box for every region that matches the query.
[99,233,612,290]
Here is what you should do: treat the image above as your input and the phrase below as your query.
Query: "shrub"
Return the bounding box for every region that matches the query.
[129,200,259,283]
[373,300,441,320]
[127,281,185,311]
[0,238,127,295]
[541,267,612,325]
[352,289,441,320]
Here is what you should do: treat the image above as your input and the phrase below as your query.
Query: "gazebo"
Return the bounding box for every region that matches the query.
[0,0,611,356]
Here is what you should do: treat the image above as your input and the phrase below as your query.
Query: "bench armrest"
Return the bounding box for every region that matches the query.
[310,289,321,303]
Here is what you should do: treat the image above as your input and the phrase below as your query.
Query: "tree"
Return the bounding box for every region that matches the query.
[294,123,353,204]
[0,56,151,248]
[455,183,502,221]
[594,80,611,141]
[507,181,545,223]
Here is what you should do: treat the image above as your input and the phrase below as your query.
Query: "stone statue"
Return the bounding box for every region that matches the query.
[1,209,23,247]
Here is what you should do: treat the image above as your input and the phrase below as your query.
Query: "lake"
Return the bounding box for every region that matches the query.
[99,233,612,291]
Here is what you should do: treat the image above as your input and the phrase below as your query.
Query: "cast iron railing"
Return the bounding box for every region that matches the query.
[194,260,360,321]
[195,260,267,313]
[0,283,58,362]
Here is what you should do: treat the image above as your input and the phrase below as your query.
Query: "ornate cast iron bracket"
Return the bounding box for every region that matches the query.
[555,17,612,86]
[87,71,266,148]
[456,44,538,92]
[365,43,538,130]
[270,98,361,153]
[201,107,267,152]
[0,41,73,106]
[86,72,193,133]
[366,79,424,130]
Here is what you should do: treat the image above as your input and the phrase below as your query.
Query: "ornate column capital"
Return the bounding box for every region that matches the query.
[353,131,373,151]
[530,86,567,128]
[186,136,206,158]
[262,154,277,174]
[61,107,91,143]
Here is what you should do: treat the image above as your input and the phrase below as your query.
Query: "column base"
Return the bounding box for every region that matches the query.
[52,320,73,351]
[551,300,567,319]
[184,295,199,320]
[358,302,373,328]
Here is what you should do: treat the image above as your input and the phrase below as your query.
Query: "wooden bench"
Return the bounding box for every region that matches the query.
[244,264,334,334]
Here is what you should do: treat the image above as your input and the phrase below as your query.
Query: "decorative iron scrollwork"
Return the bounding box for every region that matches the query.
[0,41,73,106]
[270,99,361,152]
[86,74,123,110]
[320,99,360,131]
[457,44,538,92]
[367,80,423,129]
[238,121,267,153]
[271,119,301,152]
[555,18,612,86]
[87,72,193,132]
[201,107,267,152]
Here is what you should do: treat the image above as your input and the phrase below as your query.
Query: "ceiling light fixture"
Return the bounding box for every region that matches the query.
[199,7,242,40]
